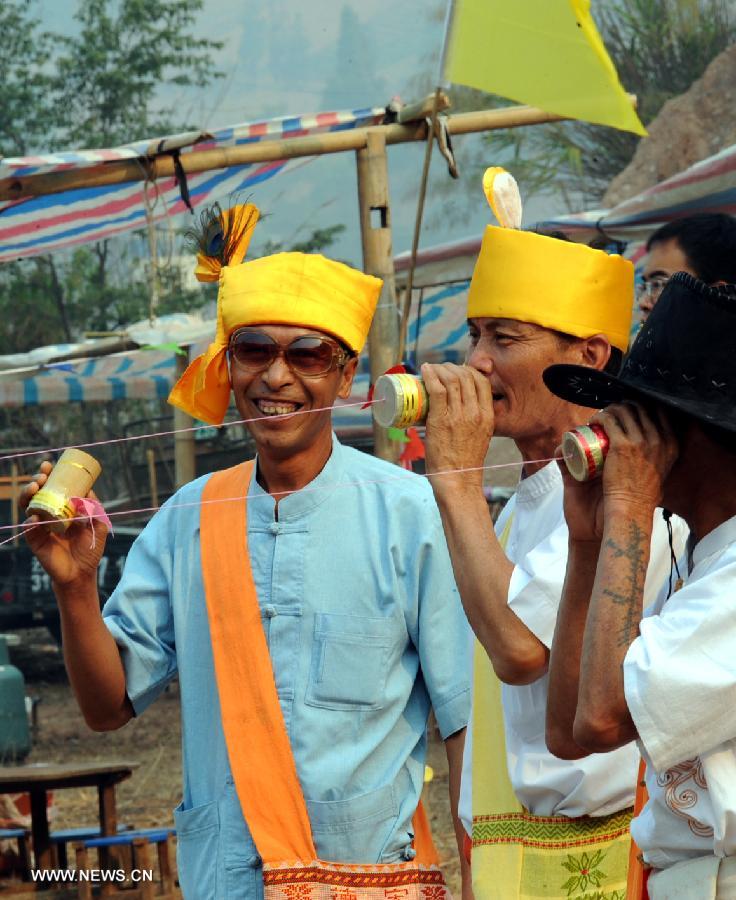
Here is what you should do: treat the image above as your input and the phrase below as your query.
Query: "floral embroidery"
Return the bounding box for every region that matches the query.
[560,849,608,895]
[573,892,625,900]
[281,885,314,900]
[419,888,448,900]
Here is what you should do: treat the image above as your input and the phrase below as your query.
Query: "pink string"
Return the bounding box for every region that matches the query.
[0,398,383,465]
[0,456,558,547]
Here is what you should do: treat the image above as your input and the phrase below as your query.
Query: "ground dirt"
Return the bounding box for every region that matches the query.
[7,629,462,896]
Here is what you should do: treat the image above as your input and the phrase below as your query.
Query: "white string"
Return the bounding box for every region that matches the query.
[1,455,558,547]
[0,399,381,465]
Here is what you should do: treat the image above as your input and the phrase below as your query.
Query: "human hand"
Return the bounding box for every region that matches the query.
[421,362,494,495]
[592,403,678,517]
[21,461,108,591]
[556,445,606,543]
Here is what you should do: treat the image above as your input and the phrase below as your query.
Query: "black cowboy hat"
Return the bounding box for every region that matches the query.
[543,272,736,433]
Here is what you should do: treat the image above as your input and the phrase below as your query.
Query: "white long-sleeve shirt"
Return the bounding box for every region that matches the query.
[460,461,687,834]
[625,513,736,868]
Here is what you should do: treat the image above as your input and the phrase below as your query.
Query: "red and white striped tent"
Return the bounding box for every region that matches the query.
[0,107,385,263]
[541,142,736,245]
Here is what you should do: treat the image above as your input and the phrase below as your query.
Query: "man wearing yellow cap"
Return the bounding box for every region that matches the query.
[21,204,470,896]
[421,183,685,899]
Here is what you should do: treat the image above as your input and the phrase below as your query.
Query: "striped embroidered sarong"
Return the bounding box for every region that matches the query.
[472,803,633,900]
[471,515,632,899]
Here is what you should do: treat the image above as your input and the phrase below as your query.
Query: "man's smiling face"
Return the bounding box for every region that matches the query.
[229,324,358,460]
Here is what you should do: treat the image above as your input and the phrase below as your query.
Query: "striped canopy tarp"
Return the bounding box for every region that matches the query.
[0,270,475,437]
[14,141,736,419]
[0,108,385,263]
[0,347,177,407]
[542,142,736,244]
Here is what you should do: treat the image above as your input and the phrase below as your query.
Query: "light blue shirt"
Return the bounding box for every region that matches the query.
[103,436,470,899]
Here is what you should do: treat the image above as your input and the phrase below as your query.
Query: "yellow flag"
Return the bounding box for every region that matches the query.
[444,0,647,136]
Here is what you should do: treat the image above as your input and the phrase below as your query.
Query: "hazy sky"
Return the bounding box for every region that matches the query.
[39,1,557,265]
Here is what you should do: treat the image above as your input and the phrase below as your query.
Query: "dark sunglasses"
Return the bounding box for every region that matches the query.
[228,330,351,377]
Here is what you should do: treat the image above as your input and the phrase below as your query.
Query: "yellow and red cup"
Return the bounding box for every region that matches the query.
[561,424,609,482]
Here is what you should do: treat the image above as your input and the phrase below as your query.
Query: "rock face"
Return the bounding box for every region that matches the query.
[603,43,736,206]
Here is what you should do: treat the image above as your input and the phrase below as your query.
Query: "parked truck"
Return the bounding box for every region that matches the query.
[0,527,140,643]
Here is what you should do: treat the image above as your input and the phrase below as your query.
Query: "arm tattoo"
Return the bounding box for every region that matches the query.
[601,521,648,647]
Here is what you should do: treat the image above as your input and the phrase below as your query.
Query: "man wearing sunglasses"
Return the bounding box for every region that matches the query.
[21,204,471,895]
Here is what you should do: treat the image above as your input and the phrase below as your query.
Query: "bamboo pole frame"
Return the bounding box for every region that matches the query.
[356,131,401,463]
[0,104,581,204]
[173,350,196,488]
[3,96,635,465]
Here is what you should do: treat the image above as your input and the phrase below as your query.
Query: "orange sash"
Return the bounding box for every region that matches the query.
[626,758,650,900]
[200,461,451,897]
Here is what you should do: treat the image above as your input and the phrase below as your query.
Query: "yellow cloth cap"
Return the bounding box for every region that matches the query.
[467,226,633,352]
[169,252,382,425]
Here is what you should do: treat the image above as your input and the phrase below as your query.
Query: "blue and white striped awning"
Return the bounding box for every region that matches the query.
[0,276,473,439]
[0,347,178,407]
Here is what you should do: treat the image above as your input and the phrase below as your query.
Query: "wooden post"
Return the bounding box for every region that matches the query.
[10,462,19,546]
[356,131,400,463]
[146,448,159,508]
[173,350,196,488]
[97,781,119,893]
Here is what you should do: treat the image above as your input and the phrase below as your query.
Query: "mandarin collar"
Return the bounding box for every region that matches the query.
[515,460,561,505]
[247,433,345,525]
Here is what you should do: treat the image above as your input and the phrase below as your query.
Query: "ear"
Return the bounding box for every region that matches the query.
[337,356,359,400]
[577,334,612,372]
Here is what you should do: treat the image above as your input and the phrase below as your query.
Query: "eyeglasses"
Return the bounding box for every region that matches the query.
[636,277,670,301]
[228,330,351,377]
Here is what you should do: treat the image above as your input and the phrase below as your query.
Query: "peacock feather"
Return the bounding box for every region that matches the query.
[188,201,260,282]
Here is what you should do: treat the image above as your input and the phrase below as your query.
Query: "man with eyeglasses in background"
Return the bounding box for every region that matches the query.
[637,213,736,321]
[20,203,471,896]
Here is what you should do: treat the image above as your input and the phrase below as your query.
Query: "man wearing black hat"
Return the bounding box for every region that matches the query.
[543,273,736,898]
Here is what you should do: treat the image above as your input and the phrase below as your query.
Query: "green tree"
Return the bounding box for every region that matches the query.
[0,241,203,355]
[0,0,57,156]
[56,0,223,148]
[0,0,224,350]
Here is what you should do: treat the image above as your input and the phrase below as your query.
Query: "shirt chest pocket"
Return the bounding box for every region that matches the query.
[306,613,394,710]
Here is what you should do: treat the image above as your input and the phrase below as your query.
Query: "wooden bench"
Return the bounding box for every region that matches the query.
[0,826,31,881]
[74,828,175,899]
[50,823,133,868]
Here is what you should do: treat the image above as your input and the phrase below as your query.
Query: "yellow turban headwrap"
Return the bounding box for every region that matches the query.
[467,226,634,353]
[168,203,382,425]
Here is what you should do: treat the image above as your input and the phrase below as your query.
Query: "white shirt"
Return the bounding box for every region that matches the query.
[625,513,736,868]
[459,461,686,835]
